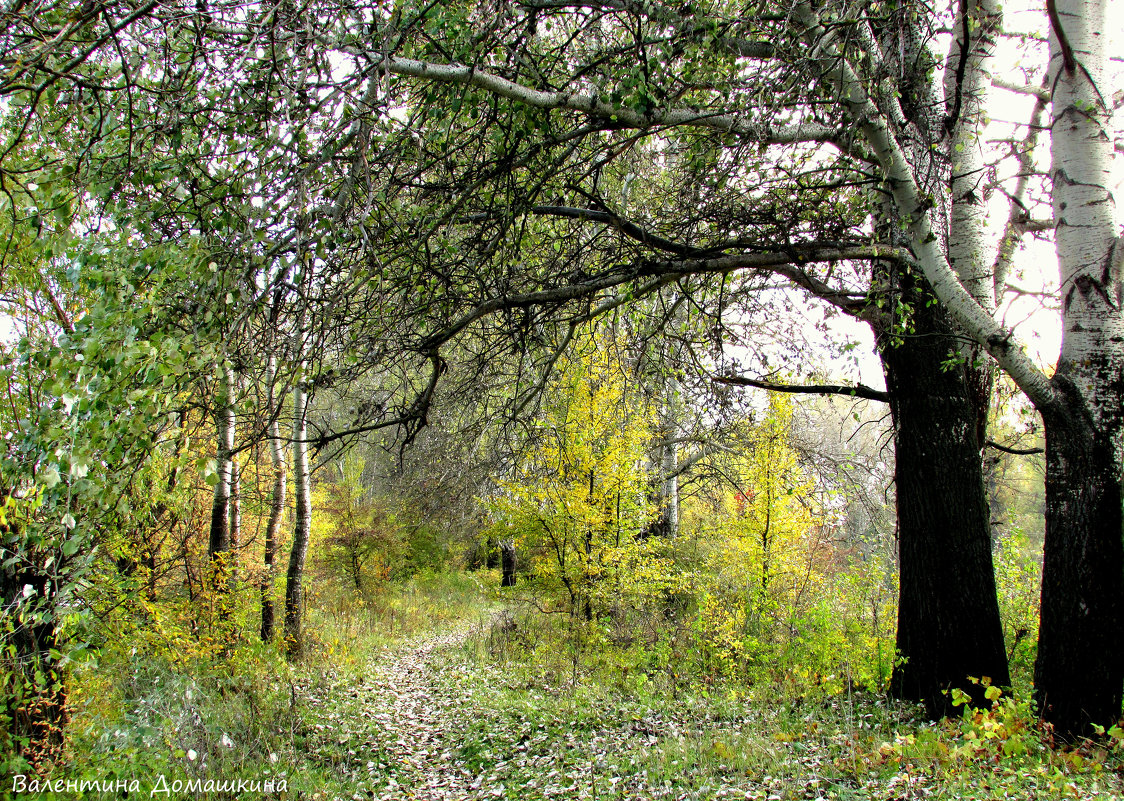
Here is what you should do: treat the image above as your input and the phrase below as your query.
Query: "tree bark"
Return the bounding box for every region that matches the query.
[229,454,241,584]
[500,538,517,587]
[1035,385,1124,734]
[261,368,287,643]
[208,363,236,589]
[1032,0,1124,736]
[284,382,311,660]
[860,0,1010,715]
[880,279,1010,715]
[658,385,680,539]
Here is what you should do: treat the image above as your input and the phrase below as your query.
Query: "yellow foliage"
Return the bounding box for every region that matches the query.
[488,331,665,615]
[685,393,832,678]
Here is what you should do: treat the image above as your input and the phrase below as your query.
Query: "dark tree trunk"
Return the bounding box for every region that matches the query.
[483,537,500,569]
[880,270,1010,717]
[500,539,517,587]
[351,548,363,591]
[1034,377,1124,736]
[284,383,311,660]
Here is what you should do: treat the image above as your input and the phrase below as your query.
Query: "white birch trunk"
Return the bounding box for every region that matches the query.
[659,383,679,539]
[208,363,236,570]
[794,1,1056,408]
[1032,0,1124,735]
[261,357,287,642]
[284,380,312,659]
[945,0,1003,311]
[1051,0,1123,399]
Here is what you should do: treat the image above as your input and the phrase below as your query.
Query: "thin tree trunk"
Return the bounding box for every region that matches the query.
[261,370,287,642]
[658,399,679,539]
[229,454,240,584]
[0,514,68,772]
[500,539,517,587]
[208,363,236,590]
[284,382,311,660]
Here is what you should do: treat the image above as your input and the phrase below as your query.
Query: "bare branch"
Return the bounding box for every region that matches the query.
[991,76,1052,101]
[713,374,890,402]
[985,439,1044,455]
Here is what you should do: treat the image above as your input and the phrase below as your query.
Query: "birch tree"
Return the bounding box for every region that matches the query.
[5,0,1120,737]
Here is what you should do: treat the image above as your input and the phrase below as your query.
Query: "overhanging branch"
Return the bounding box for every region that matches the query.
[714,374,890,402]
[373,55,839,144]
[419,243,911,351]
[985,439,1044,455]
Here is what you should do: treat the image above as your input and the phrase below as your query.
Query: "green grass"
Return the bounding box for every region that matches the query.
[435,606,1124,801]
[24,572,1124,801]
[32,570,495,799]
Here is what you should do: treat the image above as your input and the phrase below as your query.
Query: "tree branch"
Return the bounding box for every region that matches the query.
[713,374,890,402]
[991,76,1052,101]
[985,439,1044,455]
[373,55,839,144]
[531,205,700,256]
[515,0,777,59]
[794,1,1057,410]
[530,205,880,316]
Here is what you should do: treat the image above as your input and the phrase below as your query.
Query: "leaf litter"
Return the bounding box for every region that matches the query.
[299,616,1124,801]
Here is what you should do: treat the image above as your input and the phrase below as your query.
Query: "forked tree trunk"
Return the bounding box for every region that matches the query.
[284,382,311,660]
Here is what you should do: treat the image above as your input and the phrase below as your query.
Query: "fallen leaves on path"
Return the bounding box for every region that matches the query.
[299,617,1122,801]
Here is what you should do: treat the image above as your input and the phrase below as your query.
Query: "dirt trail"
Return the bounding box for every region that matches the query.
[354,620,497,800]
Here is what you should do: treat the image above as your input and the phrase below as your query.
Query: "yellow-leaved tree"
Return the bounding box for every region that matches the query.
[487,331,668,619]
[688,393,828,678]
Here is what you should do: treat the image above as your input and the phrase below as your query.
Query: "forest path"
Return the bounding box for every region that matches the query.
[347,616,499,800]
[323,612,797,801]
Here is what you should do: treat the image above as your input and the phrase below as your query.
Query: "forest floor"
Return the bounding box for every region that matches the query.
[304,618,487,800]
[54,575,1124,800]
[295,610,1124,801]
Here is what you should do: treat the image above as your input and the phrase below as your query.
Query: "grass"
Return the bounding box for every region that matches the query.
[436,604,1124,801]
[30,570,492,799]
[20,570,1124,800]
